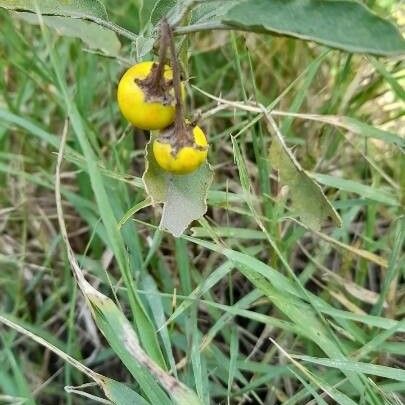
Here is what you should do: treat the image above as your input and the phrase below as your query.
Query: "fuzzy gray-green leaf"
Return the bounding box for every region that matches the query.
[15,12,120,56]
[223,0,405,56]
[143,139,213,237]
[0,0,108,19]
[266,117,342,230]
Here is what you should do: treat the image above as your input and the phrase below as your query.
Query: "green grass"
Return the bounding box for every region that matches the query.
[0,1,404,404]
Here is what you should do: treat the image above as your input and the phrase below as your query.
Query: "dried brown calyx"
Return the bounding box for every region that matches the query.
[157,121,193,156]
[157,121,207,157]
[134,19,175,105]
[135,63,175,105]
[152,20,208,157]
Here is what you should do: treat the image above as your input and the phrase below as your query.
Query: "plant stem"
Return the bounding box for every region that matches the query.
[148,20,170,92]
[174,22,231,35]
[165,20,188,140]
[157,21,170,82]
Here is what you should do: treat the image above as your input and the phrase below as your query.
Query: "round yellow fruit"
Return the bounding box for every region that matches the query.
[117,61,176,130]
[153,125,208,175]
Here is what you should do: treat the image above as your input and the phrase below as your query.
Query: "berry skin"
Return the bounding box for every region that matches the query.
[117,61,176,130]
[153,125,208,175]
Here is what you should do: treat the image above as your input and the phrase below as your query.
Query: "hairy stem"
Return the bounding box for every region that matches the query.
[165,20,188,142]
[174,22,230,35]
[149,20,170,91]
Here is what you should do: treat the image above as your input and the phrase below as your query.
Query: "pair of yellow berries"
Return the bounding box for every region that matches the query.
[117,61,208,175]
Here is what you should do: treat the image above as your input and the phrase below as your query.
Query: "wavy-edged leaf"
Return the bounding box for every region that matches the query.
[265,115,342,230]
[146,0,194,27]
[143,138,214,237]
[190,0,237,25]
[138,0,160,28]
[14,12,120,56]
[150,0,176,26]
[0,0,108,20]
[222,0,405,56]
[133,33,155,61]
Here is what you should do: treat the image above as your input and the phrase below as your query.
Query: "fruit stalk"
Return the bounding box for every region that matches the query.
[165,20,190,144]
[146,19,170,95]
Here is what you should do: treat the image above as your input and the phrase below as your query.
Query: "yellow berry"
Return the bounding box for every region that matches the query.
[117,61,176,130]
[153,125,208,175]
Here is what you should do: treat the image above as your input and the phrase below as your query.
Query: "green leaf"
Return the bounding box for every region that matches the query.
[150,0,177,26]
[134,33,155,61]
[372,218,405,316]
[222,0,405,56]
[164,261,234,326]
[294,355,405,382]
[312,173,399,206]
[143,139,214,237]
[266,116,342,230]
[48,42,166,368]
[87,291,201,405]
[192,226,266,240]
[0,0,108,19]
[101,379,151,405]
[53,121,200,405]
[370,57,405,101]
[138,0,193,29]
[14,12,120,56]
[140,275,178,378]
[185,236,366,395]
[0,313,149,405]
[118,197,152,229]
[138,0,160,28]
[298,114,405,149]
[190,0,237,25]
